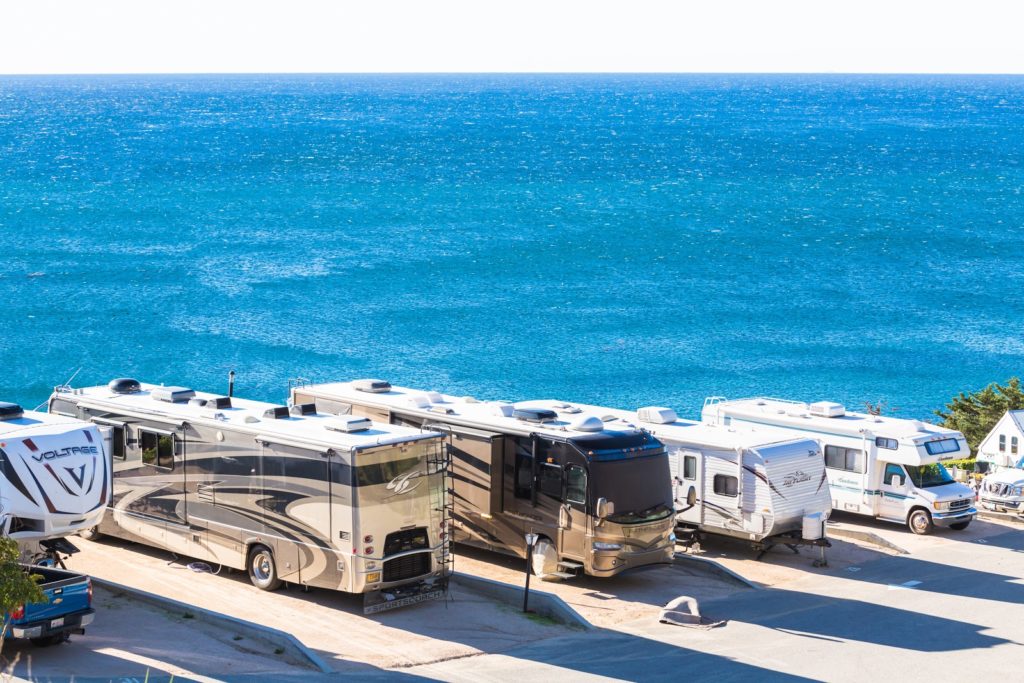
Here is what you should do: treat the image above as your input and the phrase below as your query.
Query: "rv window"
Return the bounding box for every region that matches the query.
[539,463,562,499]
[883,463,906,486]
[683,455,697,480]
[1000,435,1006,452]
[109,426,126,461]
[140,431,174,470]
[923,439,960,456]
[713,474,738,497]
[514,452,533,499]
[824,445,864,473]
[566,465,586,505]
[875,437,898,451]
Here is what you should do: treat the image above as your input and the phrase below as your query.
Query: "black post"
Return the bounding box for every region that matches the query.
[523,537,535,613]
[228,370,235,397]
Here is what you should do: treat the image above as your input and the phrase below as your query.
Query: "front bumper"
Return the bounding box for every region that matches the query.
[980,496,1024,513]
[8,608,94,640]
[588,540,675,578]
[932,507,976,527]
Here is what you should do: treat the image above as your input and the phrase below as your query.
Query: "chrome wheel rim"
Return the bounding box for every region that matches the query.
[252,553,272,582]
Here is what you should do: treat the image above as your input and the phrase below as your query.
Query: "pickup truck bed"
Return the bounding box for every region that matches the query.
[4,564,94,646]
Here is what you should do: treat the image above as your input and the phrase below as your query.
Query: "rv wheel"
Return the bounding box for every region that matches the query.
[79,526,101,541]
[949,521,971,531]
[907,509,934,535]
[530,538,558,579]
[247,545,283,591]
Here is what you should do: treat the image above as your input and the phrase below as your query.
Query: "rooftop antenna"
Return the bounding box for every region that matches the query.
[228,370,235,398]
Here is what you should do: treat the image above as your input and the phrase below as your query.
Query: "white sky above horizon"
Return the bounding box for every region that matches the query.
[1,1,1022,75]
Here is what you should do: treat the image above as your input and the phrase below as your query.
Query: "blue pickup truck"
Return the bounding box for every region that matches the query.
[4,564,95,646]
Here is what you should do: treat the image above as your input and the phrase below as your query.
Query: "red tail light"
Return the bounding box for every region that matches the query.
[364,547,374,555]
[11,605,24,620]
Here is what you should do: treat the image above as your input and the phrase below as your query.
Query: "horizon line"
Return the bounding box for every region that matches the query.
[2,71,1024,78]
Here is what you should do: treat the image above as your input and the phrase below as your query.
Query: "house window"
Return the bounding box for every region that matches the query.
[1000,435,1006,452]
[875,437,898,450]
[683,455,697,480]
[713,474,738,496]
[1013,437,1020,455]
[824,445,864,473]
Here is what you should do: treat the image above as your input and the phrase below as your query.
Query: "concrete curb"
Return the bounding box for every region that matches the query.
[978,510,1024,525]
[825,526,910,555]
[91,578,333,673]
[673,553,761,590]
[451,572,595,631]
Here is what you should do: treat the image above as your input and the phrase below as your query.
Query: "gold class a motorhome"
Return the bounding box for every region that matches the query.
[49,379,450,613]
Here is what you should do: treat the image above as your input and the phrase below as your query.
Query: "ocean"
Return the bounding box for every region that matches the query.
[1,74,1022,420]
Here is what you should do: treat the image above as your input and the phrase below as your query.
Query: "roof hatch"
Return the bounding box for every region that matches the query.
[354,379,392,394]
[513,407,557,424]
[152,386,196,403]
[0,402,24,421]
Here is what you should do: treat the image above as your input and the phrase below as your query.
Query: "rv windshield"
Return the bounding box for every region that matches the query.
[904,463,955,489]
[590,455,673,525]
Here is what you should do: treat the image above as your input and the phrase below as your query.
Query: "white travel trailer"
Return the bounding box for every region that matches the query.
[49,379,450,613]
[291,380,677,580]
[702,397,976,535]
[0,401,110,547]
[596,406,831,551]
[975,411,1024,513]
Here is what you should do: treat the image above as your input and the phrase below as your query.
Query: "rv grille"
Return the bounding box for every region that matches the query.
[384,528,430,555]
[383,551,431,583]
[949,498,971,512]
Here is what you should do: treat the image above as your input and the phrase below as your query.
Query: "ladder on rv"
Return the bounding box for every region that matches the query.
[426,436,454,597]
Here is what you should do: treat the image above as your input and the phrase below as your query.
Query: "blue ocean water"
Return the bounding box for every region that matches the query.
[1,74,1022,420]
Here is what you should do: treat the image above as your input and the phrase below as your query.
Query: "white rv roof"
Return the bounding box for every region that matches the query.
[296,382,653,440]
[706,397,964,445]
[57,383,441,451]
[0,409,95,439]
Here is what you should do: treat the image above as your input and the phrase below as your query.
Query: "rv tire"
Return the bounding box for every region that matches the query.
[247,544,283,591]
[949,521,971,531]
[79,526,102,541]
[907,509,934,535]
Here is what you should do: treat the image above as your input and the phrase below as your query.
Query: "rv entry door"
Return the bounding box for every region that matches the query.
[674,449,703,526]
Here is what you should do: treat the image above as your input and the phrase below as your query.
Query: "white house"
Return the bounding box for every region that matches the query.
[976,410,1024,472]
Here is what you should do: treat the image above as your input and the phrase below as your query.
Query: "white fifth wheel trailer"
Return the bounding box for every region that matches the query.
[0,401,110,554]
[49,379,450,613]
[701,397,975,535]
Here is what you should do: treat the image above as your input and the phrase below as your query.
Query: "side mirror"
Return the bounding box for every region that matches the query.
[891,475,903,488]
[596,497,615,520]
[558,505,570,529]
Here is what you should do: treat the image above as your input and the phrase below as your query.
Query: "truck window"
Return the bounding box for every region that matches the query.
[538,463,562,499]
[566,465,586,505]
[683,455,697,480]
[883,463,905,485]
[824,445,864,473]
[713,474,738,496]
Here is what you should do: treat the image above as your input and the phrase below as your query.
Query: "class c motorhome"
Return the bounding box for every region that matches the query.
[49,379,450,613]
[701,397,976,535]
[290,380,677,580]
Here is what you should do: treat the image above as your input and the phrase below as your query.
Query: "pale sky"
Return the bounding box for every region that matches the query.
[1,1,1022,75]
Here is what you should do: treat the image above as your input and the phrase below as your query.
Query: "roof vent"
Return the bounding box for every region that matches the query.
[638,406,678,424]
[554,403,582,414]
[205,395,232,410]
[263,406,290,419]
[406,394,431,409]
[570,415,604,433]
[354,379,392,394]
[809,401,845,418]
[425,391,444,403]
[462,396,479,404]
[290,403,316,416]
[325,416,372,433]
[152,386,196,403]
[108,378,142,394]
[430,405,454,415]
[491,403,514,418]
[513,407,557,424]
[0,402,24,421]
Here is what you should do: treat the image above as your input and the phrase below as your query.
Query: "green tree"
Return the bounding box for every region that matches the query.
[0,537,47,653]
[935,377,1024,455]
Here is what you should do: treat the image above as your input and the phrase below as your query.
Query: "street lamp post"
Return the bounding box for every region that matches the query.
[523,532,539,613]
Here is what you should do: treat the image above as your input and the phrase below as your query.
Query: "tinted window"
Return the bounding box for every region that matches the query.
[140,431,174,470]
[924,439,960,456]
[824,445,864,473]
[883,463,905,485]
[514,437,533,499]
[566,465,586,505]
[539,463,562,499]
[713,474,738,496]
[875,437,898,450]
[109,426,126,461]
[683,455,697,480]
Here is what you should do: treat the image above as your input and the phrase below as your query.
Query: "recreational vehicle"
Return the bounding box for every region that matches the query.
[701,397,975,534]
[290,380,676,579]
[0,401,110,548]
[589,405,830,548]
[49,379,450,613]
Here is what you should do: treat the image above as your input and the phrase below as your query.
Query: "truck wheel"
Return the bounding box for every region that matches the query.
[30,634,66,647]
[949,521,971,531]
[247,545,283,591]
[530,537,558,579]
[908,509,934,535]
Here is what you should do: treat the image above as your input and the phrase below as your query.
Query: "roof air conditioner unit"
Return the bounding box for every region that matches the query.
[809,402,845,418]
[353,379,391,394]
[491,403,514,418]
[638,407,678,424]
[152,386,196,403]
[326,416,372,433]
[406,394,431,409]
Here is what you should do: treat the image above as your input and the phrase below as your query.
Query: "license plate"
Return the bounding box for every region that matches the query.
[50,617,64,628]
[363,589,445,615]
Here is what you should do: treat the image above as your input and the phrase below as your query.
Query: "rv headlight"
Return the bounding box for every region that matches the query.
[932,501,949,511]
[593,542,622,551]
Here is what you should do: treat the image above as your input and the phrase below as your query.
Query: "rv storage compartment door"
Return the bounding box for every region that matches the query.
[436,425,503,516]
